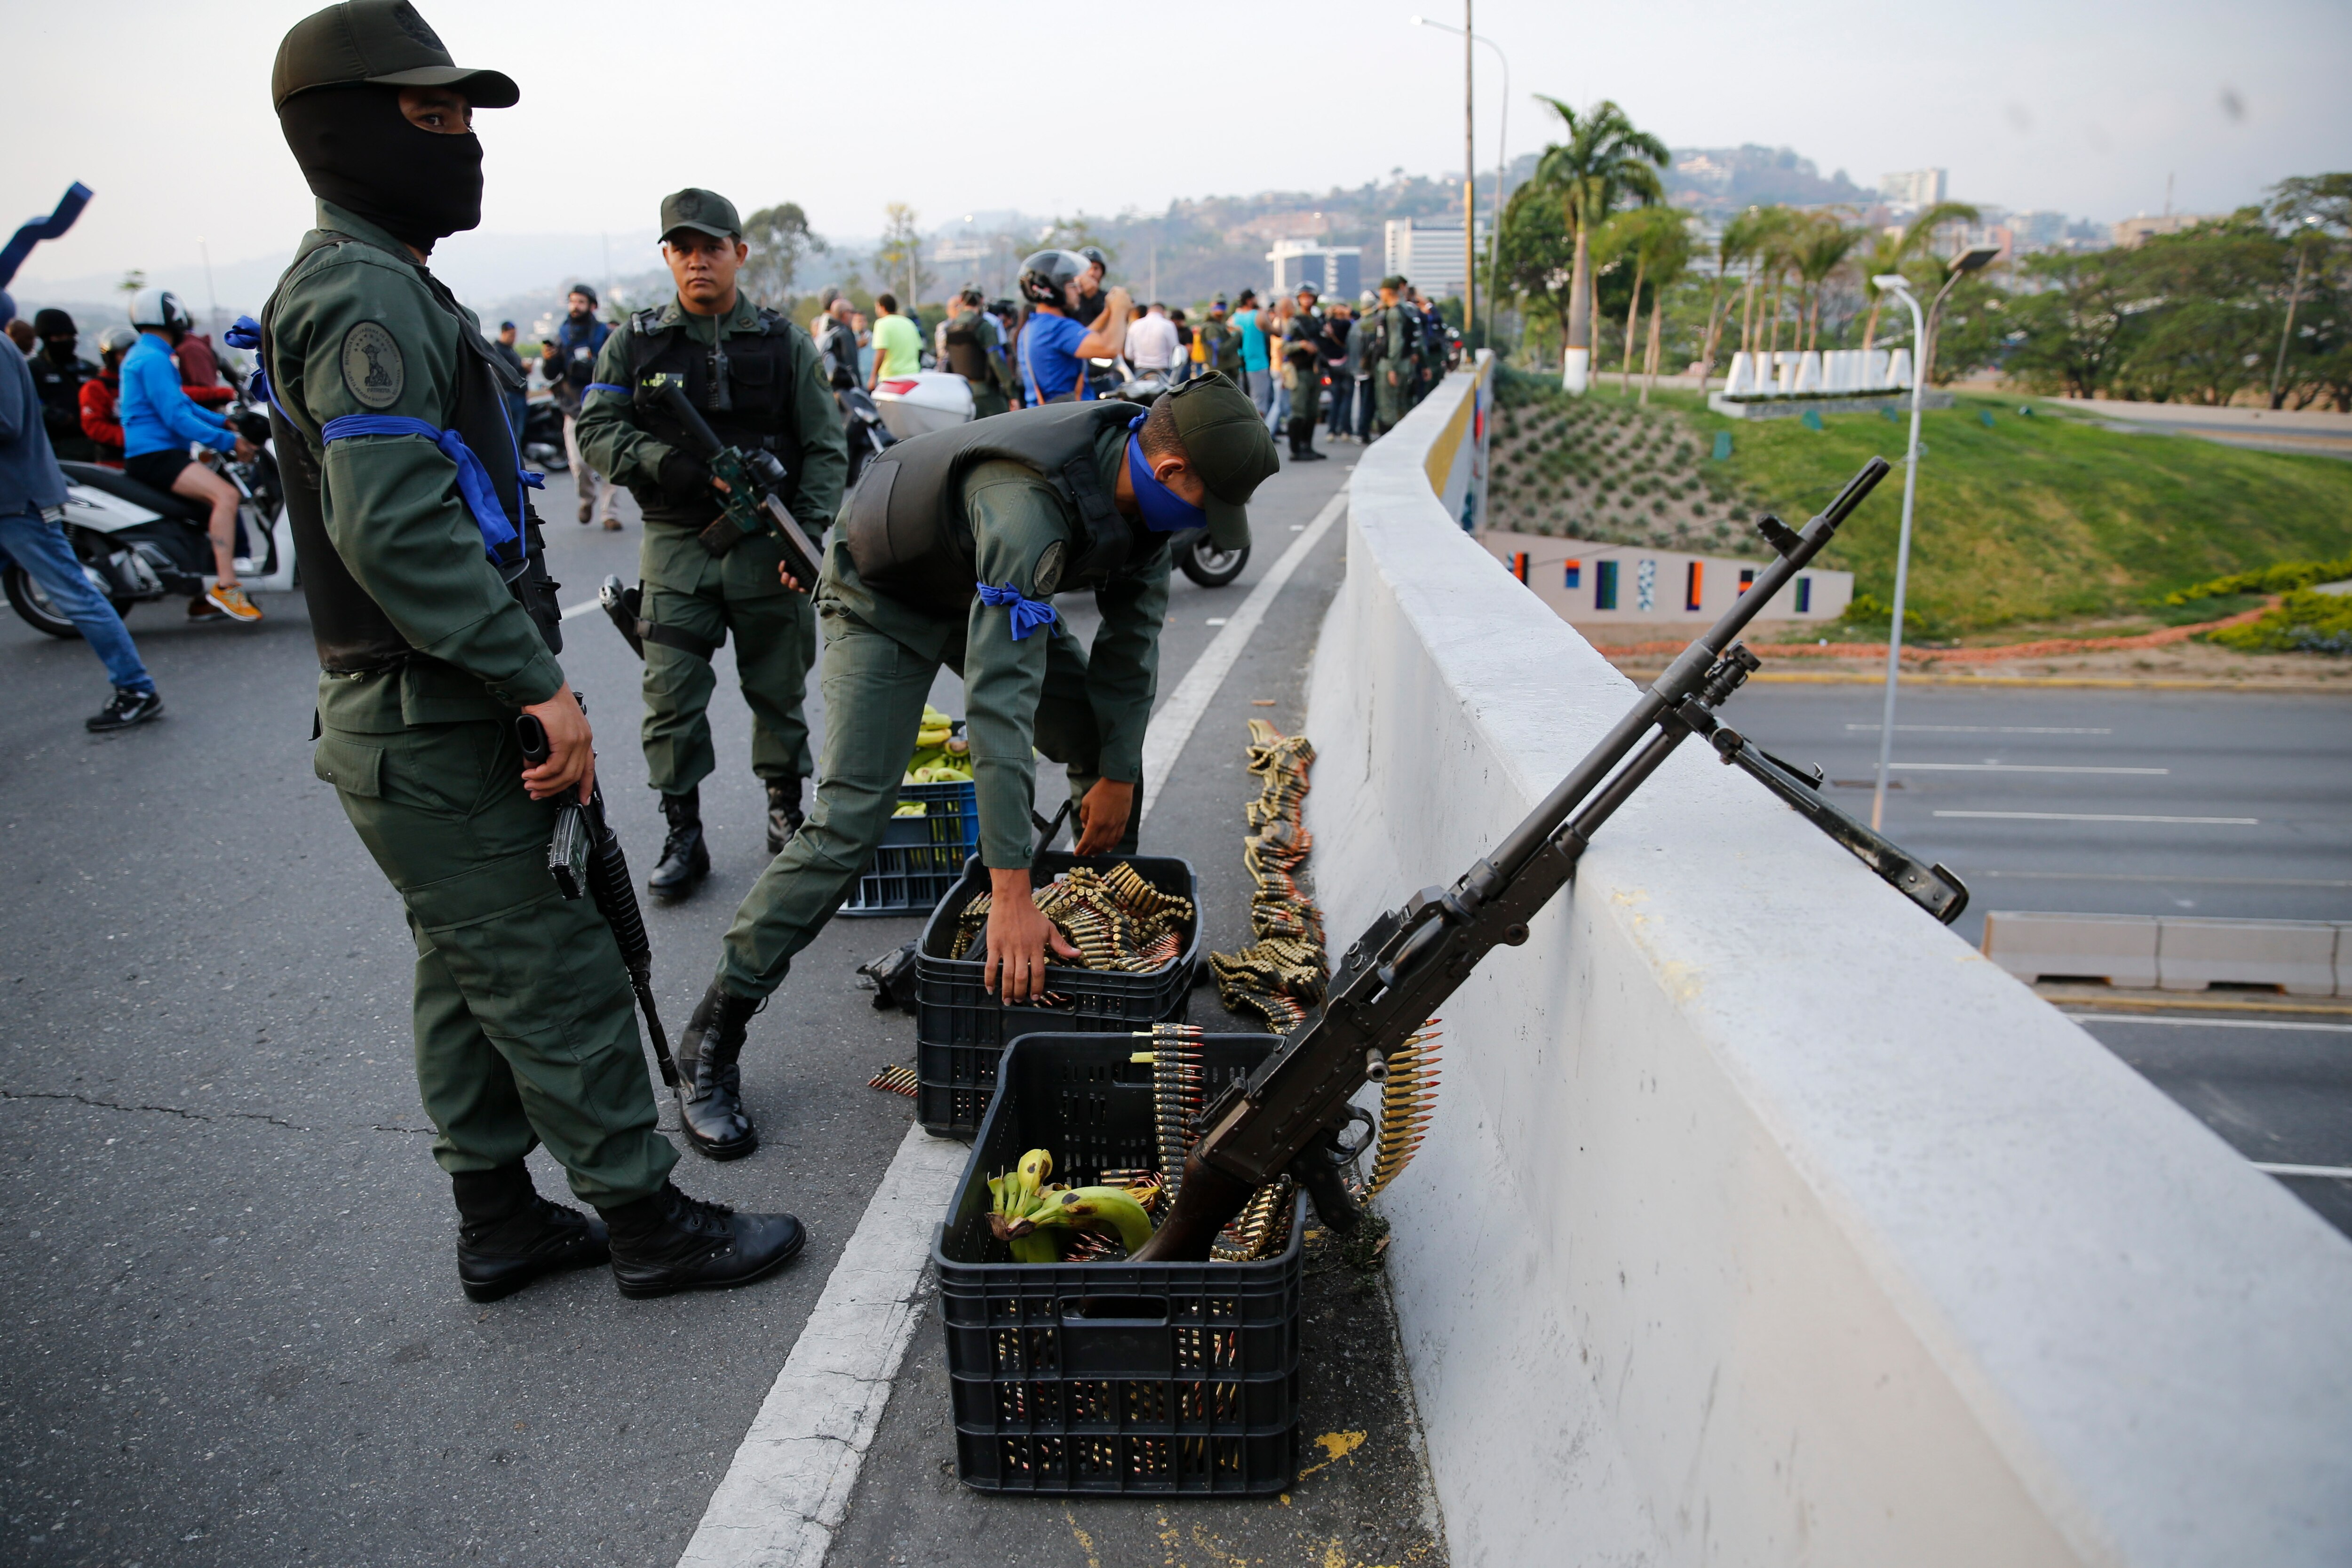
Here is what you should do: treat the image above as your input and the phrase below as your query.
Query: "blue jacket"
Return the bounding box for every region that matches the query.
[119,333,236,459]
[0,344,68,513]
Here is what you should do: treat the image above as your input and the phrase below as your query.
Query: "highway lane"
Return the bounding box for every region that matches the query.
[1731,685,2352,947]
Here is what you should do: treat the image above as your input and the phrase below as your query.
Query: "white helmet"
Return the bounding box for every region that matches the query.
[128,287,194,333]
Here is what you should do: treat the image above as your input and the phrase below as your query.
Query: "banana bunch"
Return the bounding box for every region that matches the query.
[903,704,975,788]
[985,1147,1157,1263]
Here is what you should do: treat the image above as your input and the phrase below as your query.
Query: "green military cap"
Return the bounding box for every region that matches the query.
[660,189,742,242]
[272,0,518,111]
[1380,273,1408,290]
[1163,372,1279,550]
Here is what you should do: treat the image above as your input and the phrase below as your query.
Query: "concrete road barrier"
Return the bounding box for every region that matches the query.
[1308,358,2352,1566]
[1981,910,2160,987]
[2156,915,2341,996]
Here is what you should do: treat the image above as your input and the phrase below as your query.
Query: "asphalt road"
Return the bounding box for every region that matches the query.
[0,447,1444,1568]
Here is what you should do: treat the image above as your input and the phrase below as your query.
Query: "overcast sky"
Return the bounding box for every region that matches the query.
[6,0,2344,298]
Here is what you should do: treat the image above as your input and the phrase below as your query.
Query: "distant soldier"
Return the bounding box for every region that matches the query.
[941,287,1014,418]
[1364,275,1424,439]
[1279,283,1327,462]
[1196,298,1239,379]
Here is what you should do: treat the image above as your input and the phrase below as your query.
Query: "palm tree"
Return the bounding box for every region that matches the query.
[1857,201,1979,350]
[1792,213,1864,352]
[1530,97,1669,391]
[1637,216,1694,404]
[1595,207,1690,395]
[1699,207,1768,380]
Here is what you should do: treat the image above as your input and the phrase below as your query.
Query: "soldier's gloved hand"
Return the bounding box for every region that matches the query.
[983,869,1081,1004]
[659,449,713,502]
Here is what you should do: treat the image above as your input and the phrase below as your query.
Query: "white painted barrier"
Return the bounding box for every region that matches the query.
[1981,911,2160,988]
[2158,916,2341,996]
[1306,358,2352,1567]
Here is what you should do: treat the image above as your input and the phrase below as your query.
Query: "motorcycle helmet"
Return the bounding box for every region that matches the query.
[1077,246,1108,274]
[98,326,139,355]
[1017,249,1086,308]
[129,287,195,334]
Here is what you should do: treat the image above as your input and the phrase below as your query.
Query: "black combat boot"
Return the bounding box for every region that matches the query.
[597,1181,804,1299]
[675,981,762,1160]
[764,778,805,856]
[1290,418,1327,460]
[452,1164,610,1303]
[648,787,709,902]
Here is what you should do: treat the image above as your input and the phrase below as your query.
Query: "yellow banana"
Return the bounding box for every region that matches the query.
[1055,1186,1156,1253]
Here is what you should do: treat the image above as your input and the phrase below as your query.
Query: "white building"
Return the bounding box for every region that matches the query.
[1268,241,1361,302]
[1879,168,1948,209]
[1383,219,1487,300]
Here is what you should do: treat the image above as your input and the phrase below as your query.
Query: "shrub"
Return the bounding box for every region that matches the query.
[2205,589,2352,654]
[2167,554,2352,605]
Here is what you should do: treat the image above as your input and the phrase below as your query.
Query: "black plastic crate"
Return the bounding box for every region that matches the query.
[914,852,1200,1136]
[838,780,979,917]
[935,1032,1305,1496]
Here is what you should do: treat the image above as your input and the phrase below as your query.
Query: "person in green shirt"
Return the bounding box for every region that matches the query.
[866,292,923,385]
[670,374,1279,1149]
[262,0,803,1299]
[572,188,848,923]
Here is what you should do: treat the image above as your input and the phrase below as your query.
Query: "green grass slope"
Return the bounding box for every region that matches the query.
[1501,372,2352,636]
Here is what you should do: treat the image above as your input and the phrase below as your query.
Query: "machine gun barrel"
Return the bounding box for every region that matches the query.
[1133,457,1896,1263]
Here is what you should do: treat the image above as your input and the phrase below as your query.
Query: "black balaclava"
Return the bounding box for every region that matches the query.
[278,83,483,254]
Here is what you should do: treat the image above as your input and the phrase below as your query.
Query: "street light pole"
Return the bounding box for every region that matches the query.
[1869,275,1927,834]
[1464,0,1475,342]
[1414,16,1509,342]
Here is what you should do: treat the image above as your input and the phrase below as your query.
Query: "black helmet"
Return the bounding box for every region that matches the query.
[1078,246,1108,271]
[1017,249,1086,307]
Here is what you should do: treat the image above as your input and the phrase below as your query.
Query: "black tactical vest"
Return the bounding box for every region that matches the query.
[841,401,1161,620]
[622,305,806,527]
[941,312,993,384]
[262,229,562,675]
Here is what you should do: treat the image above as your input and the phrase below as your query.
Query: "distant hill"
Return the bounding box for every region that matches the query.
[1663,146,1875,214]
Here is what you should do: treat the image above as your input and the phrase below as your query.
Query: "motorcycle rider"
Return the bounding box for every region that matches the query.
[79,327,140,467]
[540,285,618,528]
[941,287,1014,418]
[29,309,98,462]
[264,0,803,1296]
[572,188,848,929]
[119,287,263,623]
[1015,249,1129,405]
[0,287,165,732]
[678,372,1279,1159]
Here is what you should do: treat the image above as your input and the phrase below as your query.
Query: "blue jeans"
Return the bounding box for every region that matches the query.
[1245,367,1275,427]
[1,508,155,692]
[1325,376,1354,436]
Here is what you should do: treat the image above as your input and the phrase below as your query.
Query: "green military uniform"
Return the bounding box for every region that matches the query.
[264,199,676,1208]
[1198,313,1239,378]
[1367,279,1425,438]
[705,379,1277,1003]
[572,211,845,852]
[942,307,1014,419]
[1282,295,1325,457]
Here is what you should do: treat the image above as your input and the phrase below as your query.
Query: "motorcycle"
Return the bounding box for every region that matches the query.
[6,410,297,638]
[869,371,973,440]
[838,383,898,492]
[521,396,569,472]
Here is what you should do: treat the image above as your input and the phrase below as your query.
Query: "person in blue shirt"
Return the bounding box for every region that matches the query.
[118,287,262,621]
[0,287,165,729]
[1014,248,1129,405]
[1231,287,1275,426]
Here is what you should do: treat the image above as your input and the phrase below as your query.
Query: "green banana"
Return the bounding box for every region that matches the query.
[1054,1186,1156,1253]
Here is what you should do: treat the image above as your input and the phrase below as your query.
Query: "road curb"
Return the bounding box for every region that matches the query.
[1609,668,2352,693]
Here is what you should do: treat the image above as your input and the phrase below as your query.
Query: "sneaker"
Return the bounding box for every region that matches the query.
[602,517,623,532]
[578,499,594,524]
[206,582,262,623]
[87,687,163,732]
[187,596,224,621]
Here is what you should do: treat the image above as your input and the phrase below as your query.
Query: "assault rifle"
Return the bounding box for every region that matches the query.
[655,380,826,588]
[516,705,680,1092]
[1134,455,1967,1262]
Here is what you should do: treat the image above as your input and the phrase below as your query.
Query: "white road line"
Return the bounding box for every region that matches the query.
[1891,762,2169,775]
[1137,485,1349,825]
[2253,1162,2352,1180]
[1845,724,2115,734]
[2066,1014,2352,1033]
[561,597,600,621]
[675,1125,969,1568]
[677,479,1349,1567]
[1979,870,2352,888]
[1932,810,2260,825]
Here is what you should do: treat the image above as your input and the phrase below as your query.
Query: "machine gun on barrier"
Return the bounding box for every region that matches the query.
[516,702,681,1092]
[653,379,825,587]
[1133,456,1967,1262]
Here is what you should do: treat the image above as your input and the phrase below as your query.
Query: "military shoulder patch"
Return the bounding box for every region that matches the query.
[1031,540,1067,597]
[340,321,405,409]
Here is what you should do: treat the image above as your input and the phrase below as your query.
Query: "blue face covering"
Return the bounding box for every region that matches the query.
[1124,415,1205,533]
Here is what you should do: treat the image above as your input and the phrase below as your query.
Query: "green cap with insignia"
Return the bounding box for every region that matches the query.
[660,189,743,243]
[1381,273,1408,290]
[272,0,519,111]
[1163,372,1279,551]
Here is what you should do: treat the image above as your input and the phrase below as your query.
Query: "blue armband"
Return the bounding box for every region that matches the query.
[321,414,541,565]
[584,382,630,397]
[976,581,1058,640]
